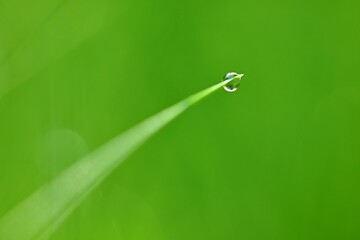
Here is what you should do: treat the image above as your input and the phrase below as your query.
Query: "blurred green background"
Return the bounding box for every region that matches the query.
[1,0,360,239]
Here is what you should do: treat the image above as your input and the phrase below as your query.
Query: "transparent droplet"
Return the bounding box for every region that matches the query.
[223,72,244,92]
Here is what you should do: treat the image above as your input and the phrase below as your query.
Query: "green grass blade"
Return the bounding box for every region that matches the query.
[0,78,236,240]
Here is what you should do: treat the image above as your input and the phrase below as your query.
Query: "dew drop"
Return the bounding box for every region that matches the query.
[223,72,244,92]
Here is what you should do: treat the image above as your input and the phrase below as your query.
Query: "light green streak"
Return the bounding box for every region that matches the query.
[0,0,109,100]
[0,78,234,240]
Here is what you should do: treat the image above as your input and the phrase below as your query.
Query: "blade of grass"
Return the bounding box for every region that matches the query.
[0,77,239,240]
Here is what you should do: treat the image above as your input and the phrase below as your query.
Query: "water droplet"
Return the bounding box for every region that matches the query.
[223,72,244,92]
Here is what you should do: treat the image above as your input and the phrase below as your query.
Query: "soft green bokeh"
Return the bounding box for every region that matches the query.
[0,0,359,239]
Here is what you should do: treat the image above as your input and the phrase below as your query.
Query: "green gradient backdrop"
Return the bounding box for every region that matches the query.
[1,0,360,239]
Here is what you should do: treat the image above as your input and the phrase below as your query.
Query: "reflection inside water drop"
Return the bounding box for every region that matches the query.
[223,72,244,92]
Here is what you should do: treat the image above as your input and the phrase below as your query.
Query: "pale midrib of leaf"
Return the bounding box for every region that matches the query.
[0,78,235,240]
